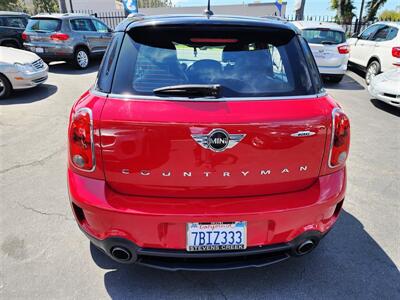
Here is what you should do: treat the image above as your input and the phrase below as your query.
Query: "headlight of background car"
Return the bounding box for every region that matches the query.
[14,63,36,74]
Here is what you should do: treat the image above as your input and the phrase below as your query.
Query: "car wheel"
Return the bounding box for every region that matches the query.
[365,61,380,85]
[0,74,12,99]
[73,48,90,69]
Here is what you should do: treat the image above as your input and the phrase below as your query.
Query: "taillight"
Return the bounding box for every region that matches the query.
[329,108,350,168]
[50,32,70,41]
[22,32,28,40]
[338,45,349,54]
[69,108,95,171]
[392,47,400,58]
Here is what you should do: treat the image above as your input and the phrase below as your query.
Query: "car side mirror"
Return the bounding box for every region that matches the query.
[108,28,113,33]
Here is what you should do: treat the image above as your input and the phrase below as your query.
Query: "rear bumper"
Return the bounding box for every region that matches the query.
[23,42,74,61]
[318,63,348,75]
[68,168,346,269]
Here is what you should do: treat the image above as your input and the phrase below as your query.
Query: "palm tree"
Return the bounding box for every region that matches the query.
[331,0,356,23]
[365,0,387,21]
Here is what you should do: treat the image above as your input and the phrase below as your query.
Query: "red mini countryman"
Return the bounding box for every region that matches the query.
[67,13,350,271]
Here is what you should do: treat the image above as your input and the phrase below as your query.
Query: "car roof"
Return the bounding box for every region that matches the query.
[117,14,300,34]
[31,13,93,19]
[0,11,29,17]
[291,21,345,32]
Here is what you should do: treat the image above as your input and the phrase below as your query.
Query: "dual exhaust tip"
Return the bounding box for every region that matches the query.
[296,239,316,256]
[110,246,133,262]
[109,237,317,263]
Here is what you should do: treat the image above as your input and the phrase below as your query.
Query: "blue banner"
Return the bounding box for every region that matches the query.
[122,0,138,15]
[275,0,283,16]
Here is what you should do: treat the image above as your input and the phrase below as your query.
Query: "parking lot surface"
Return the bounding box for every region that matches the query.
[0,62,399,299]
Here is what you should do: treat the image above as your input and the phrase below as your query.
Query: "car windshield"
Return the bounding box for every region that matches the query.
[26,18,61,32]
[302,29,345,44]
[111,26,316,98]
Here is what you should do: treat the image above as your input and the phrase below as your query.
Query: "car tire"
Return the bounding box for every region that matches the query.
[365,60,380,85]
[324,75,344,83]
[73,48,90,69]
[0,74,12,99]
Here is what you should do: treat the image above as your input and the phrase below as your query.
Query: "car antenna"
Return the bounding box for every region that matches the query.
[204,0,214,17]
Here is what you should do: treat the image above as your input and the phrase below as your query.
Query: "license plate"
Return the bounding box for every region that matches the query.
[186,222,247,252]
[34,47,44,53]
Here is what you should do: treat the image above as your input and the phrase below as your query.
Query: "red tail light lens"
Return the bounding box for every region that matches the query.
[69,108,95,171]
[329,108,350,168]
[338,45,349,54]
[392,47,400,58]
[50,33,70,41]
[22,32,28,40]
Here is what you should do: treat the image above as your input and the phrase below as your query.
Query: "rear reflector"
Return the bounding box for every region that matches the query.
[337,45,349,54]
[50,32,70,41]
[190,38,238,43]
[329,108,350,168]
[392,47,400,58]
[69,108,95,171]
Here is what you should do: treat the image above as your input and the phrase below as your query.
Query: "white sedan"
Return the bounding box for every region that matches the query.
[0,46,48,99]
[368,68,400,107]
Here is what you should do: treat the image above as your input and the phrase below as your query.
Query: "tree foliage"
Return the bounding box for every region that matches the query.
[364,0,387,21]
[331,0,355,23]
[33,0,59,14]
[0,0,27,12]
[379,9,400,21]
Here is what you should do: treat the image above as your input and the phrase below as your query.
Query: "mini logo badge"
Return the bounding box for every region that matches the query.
[191,129,246,152]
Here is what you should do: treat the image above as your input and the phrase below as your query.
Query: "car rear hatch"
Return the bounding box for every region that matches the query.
[302,28,347,68]
[23,17,62,46]
[99,23,329,198]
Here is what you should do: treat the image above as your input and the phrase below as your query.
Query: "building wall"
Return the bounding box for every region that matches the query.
[65,0,117,12]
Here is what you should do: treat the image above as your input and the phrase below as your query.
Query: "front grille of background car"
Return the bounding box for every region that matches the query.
[32,59,45,70]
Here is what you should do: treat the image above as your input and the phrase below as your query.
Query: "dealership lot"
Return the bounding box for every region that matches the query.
[0,62,399,299]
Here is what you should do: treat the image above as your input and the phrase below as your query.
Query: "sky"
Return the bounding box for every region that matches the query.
[171,0,400,17]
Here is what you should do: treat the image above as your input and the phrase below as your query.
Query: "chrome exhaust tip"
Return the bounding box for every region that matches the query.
[110,246,132,262]
[296,240,316,255]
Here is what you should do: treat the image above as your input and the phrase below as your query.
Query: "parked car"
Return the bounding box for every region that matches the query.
[348,22,400,84]
[0,46,48,99]
[22,13,112,69]
[292,21,349,83]
[68,14,350,270]
[0,11,29,48]
[368,68,400,107]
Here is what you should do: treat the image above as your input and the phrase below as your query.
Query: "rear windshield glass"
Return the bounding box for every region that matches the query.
[26,18,61,32]
[111,26,316,98]
[302,29,345,44]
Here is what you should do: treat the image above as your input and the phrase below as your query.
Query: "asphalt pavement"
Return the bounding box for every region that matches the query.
[0,61,399,299]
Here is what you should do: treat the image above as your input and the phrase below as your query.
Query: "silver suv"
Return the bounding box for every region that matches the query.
[22,13,112,69]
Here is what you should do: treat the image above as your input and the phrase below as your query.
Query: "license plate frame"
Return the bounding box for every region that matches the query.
[186,221,247,252]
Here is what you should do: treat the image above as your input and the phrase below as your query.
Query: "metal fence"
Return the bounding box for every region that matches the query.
[77,10,385,36]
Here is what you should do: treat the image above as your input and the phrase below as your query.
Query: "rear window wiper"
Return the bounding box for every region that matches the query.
[153,84,221,98]
[321,41,338,45]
